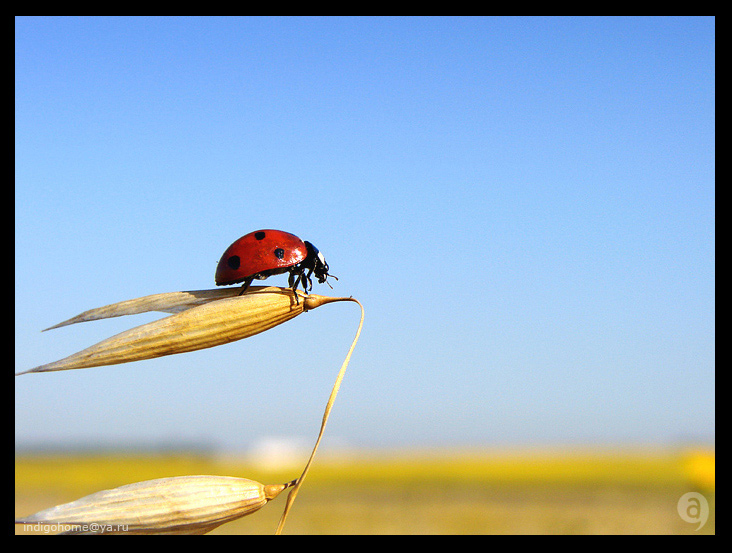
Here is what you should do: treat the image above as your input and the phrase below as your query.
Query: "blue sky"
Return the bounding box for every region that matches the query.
[15,17,715,452]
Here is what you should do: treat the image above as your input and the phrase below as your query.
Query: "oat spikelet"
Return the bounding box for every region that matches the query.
[17,287,350,375]
[15,475,293,535]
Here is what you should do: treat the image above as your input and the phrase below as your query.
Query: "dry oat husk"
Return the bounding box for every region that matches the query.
[43,288,246,330]
[16,286,351,375]
[15,475,292,535]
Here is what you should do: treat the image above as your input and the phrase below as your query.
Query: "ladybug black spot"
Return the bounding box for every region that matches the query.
[254,231,266,240]
[274,248,285,259]
[227,255,241,270]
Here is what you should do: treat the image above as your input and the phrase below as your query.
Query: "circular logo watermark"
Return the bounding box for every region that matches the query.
[677,492,709,531]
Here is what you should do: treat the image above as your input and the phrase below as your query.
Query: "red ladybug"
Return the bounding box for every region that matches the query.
[215,229,334,302]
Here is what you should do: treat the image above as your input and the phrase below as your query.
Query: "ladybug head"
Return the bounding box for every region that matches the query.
[304,241,333,285]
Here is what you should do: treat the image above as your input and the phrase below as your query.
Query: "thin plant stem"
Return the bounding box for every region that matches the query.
[275,298,364,535]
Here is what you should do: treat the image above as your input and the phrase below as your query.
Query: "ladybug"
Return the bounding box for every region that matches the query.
[215,229,335,303]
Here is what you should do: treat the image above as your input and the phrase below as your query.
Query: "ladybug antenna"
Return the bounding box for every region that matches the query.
[324,274,338,289]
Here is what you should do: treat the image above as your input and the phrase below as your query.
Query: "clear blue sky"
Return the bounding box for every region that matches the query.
[15,17,715,452]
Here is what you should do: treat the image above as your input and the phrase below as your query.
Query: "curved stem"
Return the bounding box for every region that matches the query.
[275,298,364,535]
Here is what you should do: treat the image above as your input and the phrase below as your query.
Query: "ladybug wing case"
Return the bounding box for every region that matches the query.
[215,230,308,286]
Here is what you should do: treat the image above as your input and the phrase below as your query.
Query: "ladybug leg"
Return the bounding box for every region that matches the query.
[303,271,314,292]
[237,276,255,296]
[303,267,315,292]
[288,271,303,305]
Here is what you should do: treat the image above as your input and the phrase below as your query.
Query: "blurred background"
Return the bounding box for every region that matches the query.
[15,17,714,534]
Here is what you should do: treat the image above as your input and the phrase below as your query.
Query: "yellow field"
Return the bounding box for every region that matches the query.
[15,447,714,535]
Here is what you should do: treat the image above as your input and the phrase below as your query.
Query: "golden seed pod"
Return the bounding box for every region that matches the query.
[15,475,291,535]
[17,287,351,375]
